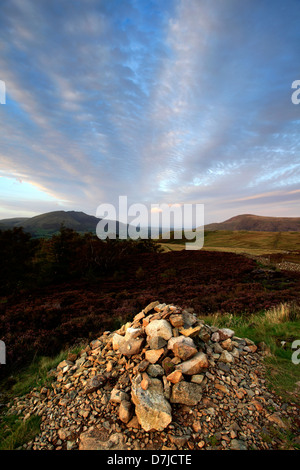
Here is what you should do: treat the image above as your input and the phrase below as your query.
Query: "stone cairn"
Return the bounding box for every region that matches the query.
[7,300,296,450]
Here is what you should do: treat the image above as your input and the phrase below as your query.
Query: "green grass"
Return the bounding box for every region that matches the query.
[0,413,41,450]
[200,302,300,404]
[7,352,68,398]
[203,230,300,252]
[9,344,85,397]
[0,345,85,450]
[159,230,300,256]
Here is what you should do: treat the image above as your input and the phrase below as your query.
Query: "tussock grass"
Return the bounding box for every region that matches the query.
[0,414,41,450]
[9,352,68,398]
[264,302,300,324]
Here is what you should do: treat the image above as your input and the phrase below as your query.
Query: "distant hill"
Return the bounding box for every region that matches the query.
[1,211,299,239]
[0,210,129,238]
[204,214,300,232]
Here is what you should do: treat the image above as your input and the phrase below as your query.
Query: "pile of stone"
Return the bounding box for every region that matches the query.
[6,301,298,450]
[111,302,236,432]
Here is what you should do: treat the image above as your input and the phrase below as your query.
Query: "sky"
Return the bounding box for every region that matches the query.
[0,0,299,226]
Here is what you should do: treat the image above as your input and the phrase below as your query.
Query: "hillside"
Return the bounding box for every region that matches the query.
[1,211,300,239]
[0,210,128,238]
[3,301,300,450]
[204,214,300,232]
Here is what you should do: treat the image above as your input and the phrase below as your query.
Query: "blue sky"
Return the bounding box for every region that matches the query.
[0,0,299,224]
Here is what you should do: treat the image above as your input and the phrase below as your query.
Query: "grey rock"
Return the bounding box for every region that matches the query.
[147,364,164,377]
[230,439,248,450]
[84,375,107,394]
[219,350,234,364]
[131,375,172,432]
[148,336,167,350]
[145,319,173,341]
[170,381,202,406]
[167,335,196,351]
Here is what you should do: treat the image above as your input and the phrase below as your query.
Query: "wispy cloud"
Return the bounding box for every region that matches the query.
[0,0,299,222]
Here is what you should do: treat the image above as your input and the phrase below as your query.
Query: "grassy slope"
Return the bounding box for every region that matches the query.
[160,230,300,256]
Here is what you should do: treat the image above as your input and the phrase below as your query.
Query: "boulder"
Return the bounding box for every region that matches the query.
[110,388,130,403]
[167,335,196,351]
[148,336,167,350]
[211,328,235,342]
[119,338,144,356]
[169,314,185,328]
[161,357,175,375]
[131,375,172,431]
[143,301,160,314]
[219,350,234,363]
[113,327,145,357]
[173,342,198,361]
[175,352,209,375]
[145,319,173,341]
[145,348,165,364]
[147,364,164,377]
[79,429,126,450]
[179,325,201,338]
[166,370,183,384]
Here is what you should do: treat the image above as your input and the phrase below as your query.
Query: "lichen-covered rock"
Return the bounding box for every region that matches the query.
[167,335,195,351]
[112,327,145,357]
[173,342,198,361]
[131,375,172,431]
[170,381,202,405]
[145,319,173,341]
[211,328,235,342]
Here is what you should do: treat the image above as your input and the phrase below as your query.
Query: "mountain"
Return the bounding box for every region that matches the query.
[0,217,29,228]
[0,210,129,238]
[1,211,299,239]
[204,214,300,232]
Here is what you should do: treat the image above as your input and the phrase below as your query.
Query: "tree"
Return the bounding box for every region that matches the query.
[0,227,38,294]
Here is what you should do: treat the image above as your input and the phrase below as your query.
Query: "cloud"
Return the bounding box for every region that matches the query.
[0,0,299,222]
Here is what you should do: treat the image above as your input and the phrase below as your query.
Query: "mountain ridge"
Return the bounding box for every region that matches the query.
[204,213,300,232]
[0,211,299,238]
[0,210,128,238]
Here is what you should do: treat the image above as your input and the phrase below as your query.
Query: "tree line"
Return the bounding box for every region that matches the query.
[0,225,162,296]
